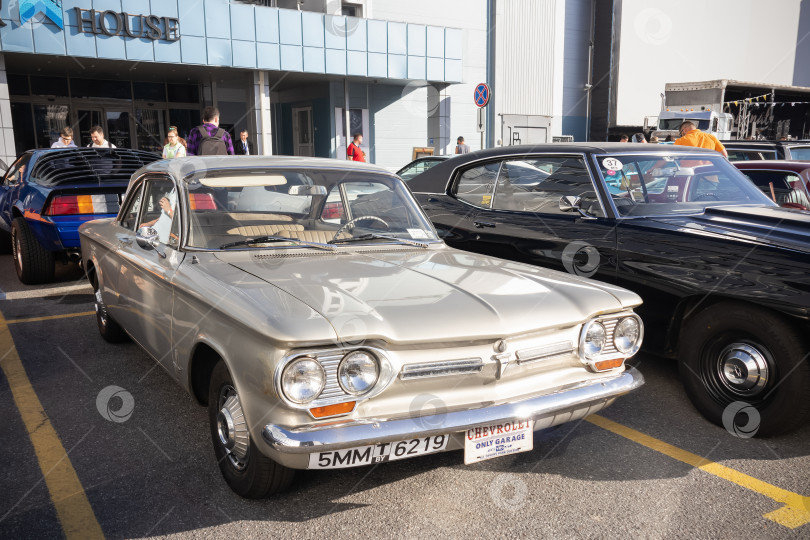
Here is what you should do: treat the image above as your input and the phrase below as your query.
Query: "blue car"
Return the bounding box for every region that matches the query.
[0,147,160,284]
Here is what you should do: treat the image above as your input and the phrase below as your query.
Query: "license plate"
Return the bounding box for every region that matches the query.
[464,420,534,464]
[309,435,449,469]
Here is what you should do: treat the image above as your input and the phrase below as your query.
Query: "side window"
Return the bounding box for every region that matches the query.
[490,157,604,217]
[4,154,33,186]
[454,161,500,208]
[119,184,144,231]
[139,179,179,246]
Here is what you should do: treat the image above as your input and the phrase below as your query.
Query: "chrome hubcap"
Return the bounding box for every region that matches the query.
[13,233,21,270]
[717,342,769,397]
[217,391,249,470]
[95,289,108,325]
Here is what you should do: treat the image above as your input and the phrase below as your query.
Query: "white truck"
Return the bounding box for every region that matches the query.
[650,79,810,141]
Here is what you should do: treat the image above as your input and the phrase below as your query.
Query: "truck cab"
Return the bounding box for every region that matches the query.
[652,109,733,141]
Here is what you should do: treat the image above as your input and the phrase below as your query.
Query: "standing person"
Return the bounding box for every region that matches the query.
[347,133,365,162]
[455,136,470,154]
[88,126,116,148]
[186,106,234,156]
[234,130,254,155]
[674,121,728,157]
[649,136,660,143]
[162,127,187,158]
[631,133,647,143]
[51,127,76,148]
[618,134,629,142]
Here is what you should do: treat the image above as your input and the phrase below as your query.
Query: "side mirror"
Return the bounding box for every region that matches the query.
[136,226,166,258]
[559,195,596,220]
[288,185,327,196]
[559,195,581,212]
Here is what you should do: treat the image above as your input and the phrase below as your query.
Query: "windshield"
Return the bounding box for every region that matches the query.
[397,159,445,181]
[597,153,775,217]
[658,118,710,131]
[183,168,439,249]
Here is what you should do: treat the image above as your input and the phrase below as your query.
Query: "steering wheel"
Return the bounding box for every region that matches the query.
[694,193,720,201]
[332,215,390,242]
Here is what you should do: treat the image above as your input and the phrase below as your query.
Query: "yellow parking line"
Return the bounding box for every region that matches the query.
[5,311,95,325]
[587,414,810,529]
[0,311,104,539]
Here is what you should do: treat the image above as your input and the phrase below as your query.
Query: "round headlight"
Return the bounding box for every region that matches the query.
[582,322,606,360]
[281,358,325,404]
[614,316,643,355]
[338,351,379,395]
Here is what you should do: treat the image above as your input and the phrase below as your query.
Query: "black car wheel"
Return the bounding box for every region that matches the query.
[678,303,810,436]
[11,217,54,284]
[208,361,295,498]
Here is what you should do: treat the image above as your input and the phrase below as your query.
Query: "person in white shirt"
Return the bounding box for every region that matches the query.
[162,127,187,158]
[88,125,116,148]
[51,127,77,148]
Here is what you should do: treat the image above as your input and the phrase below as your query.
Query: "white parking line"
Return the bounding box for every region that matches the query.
[1,283,92,301]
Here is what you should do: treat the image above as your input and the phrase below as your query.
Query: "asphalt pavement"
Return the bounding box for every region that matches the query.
[0,255,808,539]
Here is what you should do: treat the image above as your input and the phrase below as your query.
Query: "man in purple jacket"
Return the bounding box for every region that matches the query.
[187,106,235,156]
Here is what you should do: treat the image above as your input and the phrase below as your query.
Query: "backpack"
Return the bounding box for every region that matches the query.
[197,126,228,155]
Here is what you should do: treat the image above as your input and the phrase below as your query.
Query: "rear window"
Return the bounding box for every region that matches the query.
[30,148,159,186]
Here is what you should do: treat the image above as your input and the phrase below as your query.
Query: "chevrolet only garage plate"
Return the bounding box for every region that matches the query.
[464,420,534,464]
[309,435,449,469]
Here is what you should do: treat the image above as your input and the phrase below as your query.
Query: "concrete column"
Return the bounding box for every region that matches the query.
[253,71,273,155]
[0,54,15,165]
[428,84,451,155]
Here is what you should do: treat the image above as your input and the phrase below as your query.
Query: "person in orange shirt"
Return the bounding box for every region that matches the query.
[347,133,366,162]
[674,121,728,157]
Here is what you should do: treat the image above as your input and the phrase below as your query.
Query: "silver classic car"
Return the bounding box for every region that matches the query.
[79,156,645,498]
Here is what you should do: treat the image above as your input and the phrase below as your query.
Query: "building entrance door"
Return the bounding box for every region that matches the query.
[77,108,132,148]
[292,106,313,156]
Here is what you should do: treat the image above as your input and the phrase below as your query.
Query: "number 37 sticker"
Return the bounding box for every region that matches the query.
[602,158,623,171]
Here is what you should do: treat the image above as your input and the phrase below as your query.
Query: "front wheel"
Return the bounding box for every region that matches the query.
[208,361,295,498]
[678,303,810,436]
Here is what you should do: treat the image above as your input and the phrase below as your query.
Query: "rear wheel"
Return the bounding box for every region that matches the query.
[11,217,54,284]
[678,303,810,436]
[208,361,295,498]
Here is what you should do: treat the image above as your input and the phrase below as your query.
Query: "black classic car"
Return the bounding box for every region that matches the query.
[408,143,810,436]
[722,140,810,161]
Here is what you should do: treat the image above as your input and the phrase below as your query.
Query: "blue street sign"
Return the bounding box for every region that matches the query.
[474,83,490,107]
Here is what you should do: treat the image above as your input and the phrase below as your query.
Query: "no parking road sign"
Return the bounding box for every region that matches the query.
[474,83,490,107]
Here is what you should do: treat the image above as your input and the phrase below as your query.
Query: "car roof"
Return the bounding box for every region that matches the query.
[722,140,810,147]
[733,160,810,171]
[405,143,721,191]
[139,155,396,180]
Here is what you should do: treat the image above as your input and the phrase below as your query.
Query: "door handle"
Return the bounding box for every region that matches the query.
[473,221,496,229]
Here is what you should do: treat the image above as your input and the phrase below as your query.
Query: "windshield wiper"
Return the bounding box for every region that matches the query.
[328,233,429,248]
[219,235,335,251]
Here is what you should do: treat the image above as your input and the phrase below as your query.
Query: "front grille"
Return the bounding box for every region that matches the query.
[399,357,484,380]
[516,341,575,364]
[601,318,620,356]
[316,353,349,401]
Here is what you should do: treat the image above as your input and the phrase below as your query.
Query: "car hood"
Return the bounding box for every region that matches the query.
[650,205,810,252]
[215,246,639,344]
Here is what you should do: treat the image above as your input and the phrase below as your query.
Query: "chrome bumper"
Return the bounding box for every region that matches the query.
[262,367,643,454]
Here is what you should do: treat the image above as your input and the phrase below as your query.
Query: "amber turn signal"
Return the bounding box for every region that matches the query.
[594,358,624,371]
[310,401,356,418]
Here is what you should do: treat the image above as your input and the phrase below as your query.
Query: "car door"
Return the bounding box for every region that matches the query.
[0,154,33,231]
[429,155,618,282]
[416,160,500,249]
[112,175,184,369]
